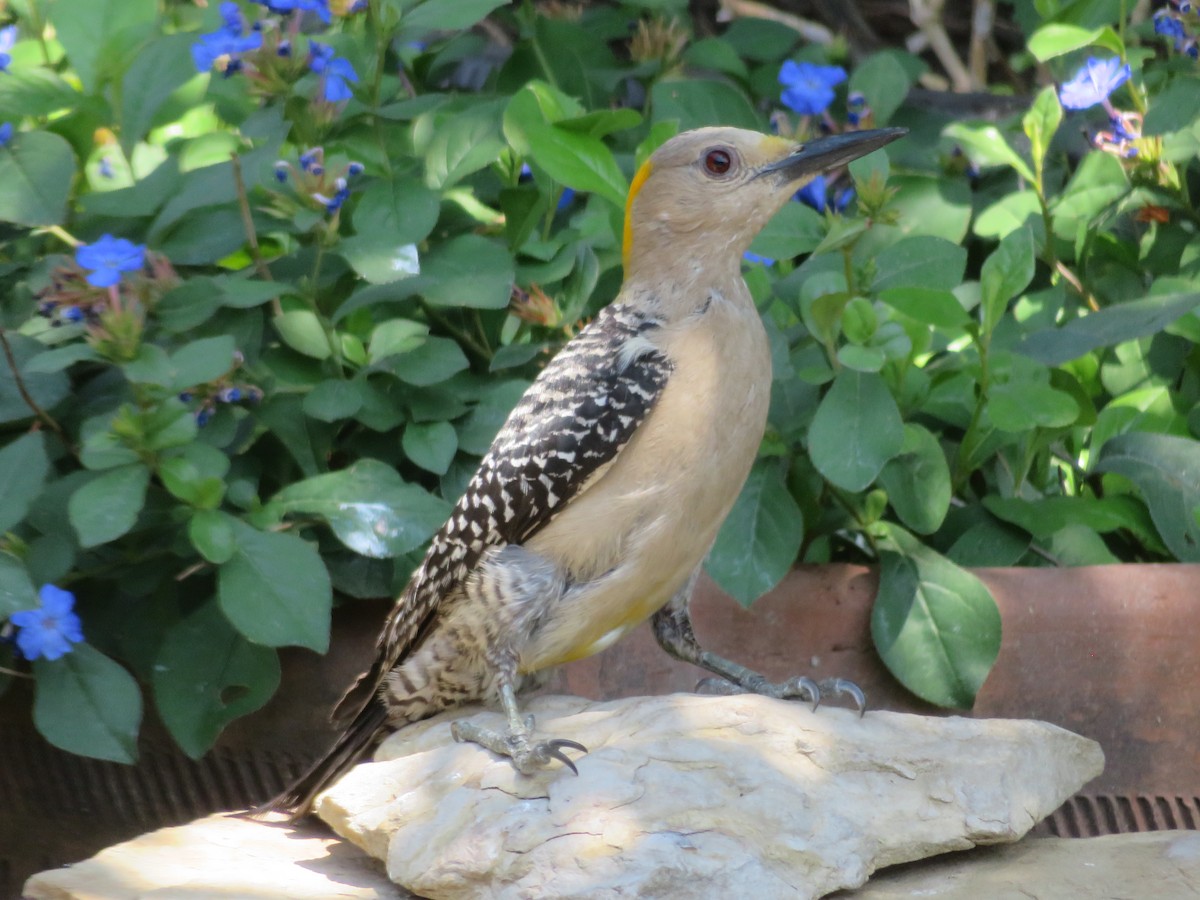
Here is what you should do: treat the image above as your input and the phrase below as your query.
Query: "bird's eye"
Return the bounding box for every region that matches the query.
[703,148,733,176]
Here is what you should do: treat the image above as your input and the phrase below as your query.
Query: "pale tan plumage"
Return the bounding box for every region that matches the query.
[263,125,906,818]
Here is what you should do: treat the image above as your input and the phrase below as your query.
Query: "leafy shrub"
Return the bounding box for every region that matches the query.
[1,0,1199,763]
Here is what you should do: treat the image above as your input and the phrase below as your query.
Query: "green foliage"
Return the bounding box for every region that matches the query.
[2,0,1200,765]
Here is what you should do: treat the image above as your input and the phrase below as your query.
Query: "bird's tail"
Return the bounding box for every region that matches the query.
[251,701,389,821]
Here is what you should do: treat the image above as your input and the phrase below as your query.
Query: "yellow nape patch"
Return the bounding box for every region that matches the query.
[622,158,655,274]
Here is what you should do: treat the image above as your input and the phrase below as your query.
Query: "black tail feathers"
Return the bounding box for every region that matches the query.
[251,702,388,822]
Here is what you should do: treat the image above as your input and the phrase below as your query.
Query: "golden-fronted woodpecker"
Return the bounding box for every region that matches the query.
[266,125,906,817]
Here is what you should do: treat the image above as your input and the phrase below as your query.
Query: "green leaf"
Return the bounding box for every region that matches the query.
[403,421,459,475]
[33,644,142,764]
[974,189,1043,241]
[67,465,150,548]
[400,0,508,35]
[870,235,967,292]
[872,528,1001,709]
[422,99,508,190]
[119,33,198,154]
[1027,23,1108,61]
[171,336,239,391]
[188,509,238,564]
[303,380,364,422]
[1051,151,1128,240]
[158,457,226,509]
[0,554,38,619]
[0,130,76,226]
[878,425,951,534]
[650,78,761,131]
[340,239,420,286]
[1095,432,1200,562]
[878,287,968,329]
[747,202,824,261]
[808,370,904,491]
[848,52,912,124]
[0,433,51,534]
[376,336,469,386]
[153,601,281,759]
[504,83,630,209]
[943,122,1035,182]
[49,0,157,93]
[1016,291,1200,366]
[369,319,430,363]
[1144,77,1200,136]
[980,226,1035,336]
[988,382,1079,431]
[705,461,804,607]
[0,68,80,118]
[275,311,333,359]
[344,176,439,263]
[1023,86,1062,176]
[419,234,514,309]
[264,458,451,559]
[983,494,1151,540]
[218,522,332,651]
[25,343,102,374]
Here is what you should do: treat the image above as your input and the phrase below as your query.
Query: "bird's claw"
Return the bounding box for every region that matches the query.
[695,673,866,716]
[537,738,588,774]
[451,716,587,774]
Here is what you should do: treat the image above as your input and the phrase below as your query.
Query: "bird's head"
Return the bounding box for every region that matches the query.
[622,126,906,278]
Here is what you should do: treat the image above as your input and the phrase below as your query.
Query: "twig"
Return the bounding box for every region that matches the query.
[0,328,69,442]
[0,666,33,679]
[230,153,283,317]
[1055,261,1101,312]
[716,0,834,45]
[909,0,976,92]
[969,0,994,88]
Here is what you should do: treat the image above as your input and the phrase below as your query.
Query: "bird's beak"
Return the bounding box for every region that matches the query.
[757,127,908,185]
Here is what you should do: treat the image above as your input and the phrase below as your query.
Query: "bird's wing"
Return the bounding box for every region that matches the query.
[332,302,672,725]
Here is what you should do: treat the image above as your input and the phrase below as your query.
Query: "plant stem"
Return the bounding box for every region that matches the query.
[230,153,282,315]
[0,328,70,446]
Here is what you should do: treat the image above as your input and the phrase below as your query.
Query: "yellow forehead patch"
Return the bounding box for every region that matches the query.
[622,158,655,274]
[760,134,794,157]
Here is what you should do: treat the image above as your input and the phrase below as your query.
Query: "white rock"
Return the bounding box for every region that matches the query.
[845,830,1200,898]
[316,693,1104,899]
[23,811,404,900]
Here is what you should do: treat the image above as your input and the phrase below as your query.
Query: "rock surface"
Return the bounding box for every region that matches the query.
[23,811,406,900]
[838,830,1200,898]
[317,693,1104,899]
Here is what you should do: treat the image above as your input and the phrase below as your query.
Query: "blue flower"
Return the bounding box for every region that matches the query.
[218,386,243,402]
[60,305,84,324]
[309,43,358,102]
[1154,10,1187,40]
[75,234,146,287]
[556,188,576,211]
[779,60,847,116]
[795,175,855,213]
[0,121,12,146]
[191,6,263,74]
[10,585,84,661]
[0,25,16,73]
[1059,57,1131,110]
[98,157,114,179]
[743,251,775,267]
[220,1,244,32]
[274,160,289,182]
[257,0,331,23]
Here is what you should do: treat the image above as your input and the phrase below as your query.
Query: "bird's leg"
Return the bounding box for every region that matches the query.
[450,678,587,774]
[651,569,866,715]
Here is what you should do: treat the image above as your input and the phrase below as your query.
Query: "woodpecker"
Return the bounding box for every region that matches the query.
[264,125,907,817]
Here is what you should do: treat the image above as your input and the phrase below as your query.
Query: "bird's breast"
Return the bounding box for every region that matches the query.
[520,289,771,669]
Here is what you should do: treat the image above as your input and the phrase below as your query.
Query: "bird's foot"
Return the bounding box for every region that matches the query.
[451,714,587,774]
[696,673,867,716]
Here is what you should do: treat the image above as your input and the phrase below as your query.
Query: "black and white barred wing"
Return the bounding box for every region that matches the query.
[331,303,672,725]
